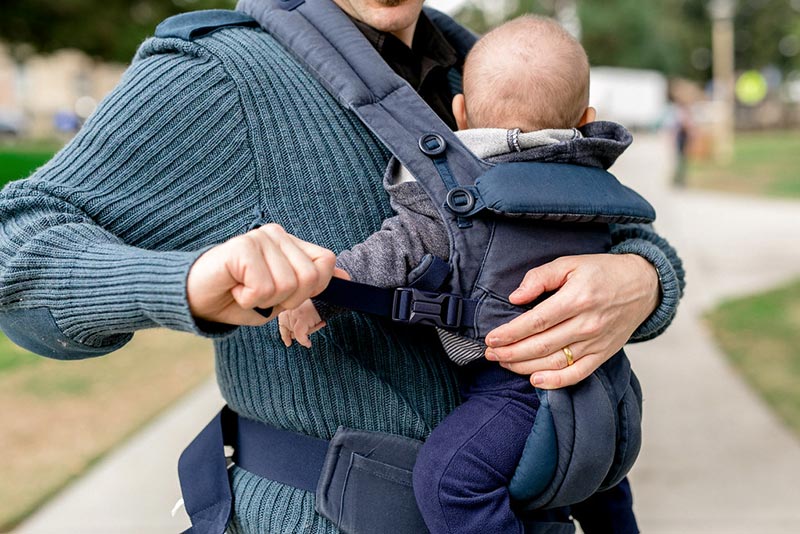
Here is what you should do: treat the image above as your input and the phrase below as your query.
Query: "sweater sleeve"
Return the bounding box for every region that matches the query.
[608,222,686,342]
[335,181,450,287]
[0,37,251,360]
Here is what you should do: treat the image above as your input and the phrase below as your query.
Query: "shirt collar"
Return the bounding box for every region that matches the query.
[350,12,459,78]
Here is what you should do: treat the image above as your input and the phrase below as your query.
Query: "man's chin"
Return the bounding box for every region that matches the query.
[366,1,423,32]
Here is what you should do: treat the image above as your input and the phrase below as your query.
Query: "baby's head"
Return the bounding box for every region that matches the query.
[453,15,595,132]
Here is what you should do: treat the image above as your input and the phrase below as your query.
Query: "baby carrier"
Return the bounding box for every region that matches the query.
[159,2,654,532]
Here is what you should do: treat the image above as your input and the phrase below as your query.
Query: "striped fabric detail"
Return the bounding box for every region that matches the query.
[437,329,486,365]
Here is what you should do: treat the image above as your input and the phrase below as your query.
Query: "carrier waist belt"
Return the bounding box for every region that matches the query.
[179,407,576,534]
[178,406,430,534]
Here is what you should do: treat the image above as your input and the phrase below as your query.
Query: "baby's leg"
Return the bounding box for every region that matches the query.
[413,363,540,534]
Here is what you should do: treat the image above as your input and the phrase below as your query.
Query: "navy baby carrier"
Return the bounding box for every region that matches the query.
[157,1,654,532]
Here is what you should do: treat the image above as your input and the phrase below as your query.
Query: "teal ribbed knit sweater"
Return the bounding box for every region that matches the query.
[0,18,683,534]
[0,27,459,532]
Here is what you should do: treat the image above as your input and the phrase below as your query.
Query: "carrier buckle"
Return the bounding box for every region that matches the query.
[392,288,463,329]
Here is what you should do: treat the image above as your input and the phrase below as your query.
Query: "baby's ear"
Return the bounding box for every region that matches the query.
[452,93,469,131]
[577,106,597,127]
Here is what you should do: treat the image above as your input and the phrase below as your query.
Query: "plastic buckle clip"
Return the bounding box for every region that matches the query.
[392,288,463,329]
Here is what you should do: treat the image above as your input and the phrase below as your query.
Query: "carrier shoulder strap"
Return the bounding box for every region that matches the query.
[237,0,496,318]
[245,0,490,192]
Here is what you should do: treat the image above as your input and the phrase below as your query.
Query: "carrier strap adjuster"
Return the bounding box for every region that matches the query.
[392,287,463,328]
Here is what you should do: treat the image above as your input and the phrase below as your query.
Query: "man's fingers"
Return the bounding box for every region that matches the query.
[229,240,276,310]
[187,224,337,326]
[287,230,334,261]
[274,237,323,309]
[508,257,574,305]
[333,268,351,280]
[257,233,299,307]
[486,289,581,349]
[287,232,336,294]
[530,352,604,390]
[495,340,590,375]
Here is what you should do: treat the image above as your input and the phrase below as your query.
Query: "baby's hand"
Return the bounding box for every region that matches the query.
[278,300,325,348]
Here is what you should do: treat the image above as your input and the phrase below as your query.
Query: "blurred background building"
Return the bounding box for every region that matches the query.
[0,44,124,138]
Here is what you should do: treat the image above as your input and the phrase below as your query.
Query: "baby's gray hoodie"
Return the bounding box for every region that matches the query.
[335,127,585,288]
[325,121,682,362]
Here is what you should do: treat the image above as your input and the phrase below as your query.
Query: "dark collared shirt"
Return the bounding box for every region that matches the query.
[351,13,460,130]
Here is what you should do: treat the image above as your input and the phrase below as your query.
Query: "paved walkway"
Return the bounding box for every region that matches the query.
[13,133,800,533]
[615,134,800,534]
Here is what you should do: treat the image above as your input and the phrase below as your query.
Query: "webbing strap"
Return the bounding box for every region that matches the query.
[316,278,394,318]
[236,414,329,492]
[179,407,330,534]
[433,157,459,191]
[178,408,236,534]
[317,278,477,330]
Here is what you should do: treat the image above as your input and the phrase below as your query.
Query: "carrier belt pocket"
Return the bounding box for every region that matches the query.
[315,427,427,534]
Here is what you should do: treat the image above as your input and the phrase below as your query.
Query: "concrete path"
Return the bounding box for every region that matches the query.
[13,380,224,534]
[12,133,800,533]
[614,134,800,534]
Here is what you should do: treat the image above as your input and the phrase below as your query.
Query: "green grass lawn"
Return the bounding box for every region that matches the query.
[705,279,800,437]
[0,142,60,188]
[688,130,800,198]
[0,331,214,531]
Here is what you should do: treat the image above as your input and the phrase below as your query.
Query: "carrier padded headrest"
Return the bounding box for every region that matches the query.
[475,162,656,224]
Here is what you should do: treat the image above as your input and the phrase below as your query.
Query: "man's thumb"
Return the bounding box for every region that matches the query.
[333,268,351,280]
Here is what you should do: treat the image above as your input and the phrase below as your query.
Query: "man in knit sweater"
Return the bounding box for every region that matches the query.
[278,15,646,533]
[0,0,683,532]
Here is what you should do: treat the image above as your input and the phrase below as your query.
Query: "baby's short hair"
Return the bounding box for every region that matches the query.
[462,15,590,132]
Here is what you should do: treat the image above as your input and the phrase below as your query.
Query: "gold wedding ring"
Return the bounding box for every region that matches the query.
[562,346,575,366]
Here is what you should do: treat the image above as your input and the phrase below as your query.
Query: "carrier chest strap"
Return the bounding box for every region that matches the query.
[317,278,477,330]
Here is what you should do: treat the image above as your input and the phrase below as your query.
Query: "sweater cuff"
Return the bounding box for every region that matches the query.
[59,241,237,345]
[609,238,680,342]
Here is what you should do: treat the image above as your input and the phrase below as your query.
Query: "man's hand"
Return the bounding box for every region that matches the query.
[186,224,336,326]
[484,254,659,389]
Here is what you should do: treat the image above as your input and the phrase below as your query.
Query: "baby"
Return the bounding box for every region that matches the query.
[280,14,637,533]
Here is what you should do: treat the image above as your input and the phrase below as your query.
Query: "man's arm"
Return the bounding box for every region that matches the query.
[0,35,318,359]
[608,222,685,341]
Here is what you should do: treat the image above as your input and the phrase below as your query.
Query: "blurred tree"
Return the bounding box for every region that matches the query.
[0,0,236,63]
[1,0,797,77]
[734,0,800,75]
[455,0,800,82]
